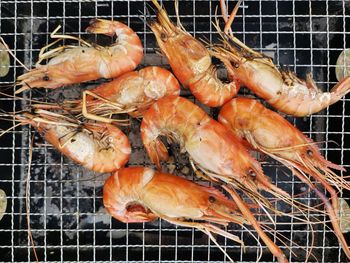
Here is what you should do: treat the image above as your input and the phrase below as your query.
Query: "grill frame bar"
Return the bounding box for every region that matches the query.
[0,0,349,262]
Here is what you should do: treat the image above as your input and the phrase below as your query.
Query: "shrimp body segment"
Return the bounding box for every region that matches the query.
[149,0,239,107]
[218,97,350,259]
[141,96,284,197]
[212,37,350,116]
[18,110,131,173]
[17,19,143,91]
[80,66,180,121]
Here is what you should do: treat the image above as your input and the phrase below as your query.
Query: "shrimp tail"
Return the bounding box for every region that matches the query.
[86,19,120,36]
[329,76,350,104]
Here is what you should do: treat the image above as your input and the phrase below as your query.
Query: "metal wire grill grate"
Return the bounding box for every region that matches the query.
[0,0,349,262]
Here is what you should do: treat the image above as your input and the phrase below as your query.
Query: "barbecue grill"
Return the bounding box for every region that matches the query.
[0,0,349,262]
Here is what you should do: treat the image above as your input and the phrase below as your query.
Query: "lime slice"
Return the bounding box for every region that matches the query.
[339,198,350,233]
[336,49,350,81]
[0,189,7,221]
[0,42,10,77]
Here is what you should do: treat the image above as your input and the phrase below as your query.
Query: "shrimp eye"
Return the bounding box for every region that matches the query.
[160,33,167,41]
[208,196,216,203]
[307,149,313,156]
[42,75,50,81]
[233,62,239,68]
[248,169,256,177]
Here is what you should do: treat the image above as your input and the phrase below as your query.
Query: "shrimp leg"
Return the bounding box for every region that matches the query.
[81,90,131,124]
[37,25,92,66]
[164,217,241,263]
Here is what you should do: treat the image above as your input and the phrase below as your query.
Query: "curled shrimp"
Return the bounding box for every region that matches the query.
[148,0,239,107]
[141,96,290,263]
[10,109,131,173]
[17,19,143,93]
[211,1,350,116]
[34,66,180,123]
[218,97,350,259]
[103,166,287,262]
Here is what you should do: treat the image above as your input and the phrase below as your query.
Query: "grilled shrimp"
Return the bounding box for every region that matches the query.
[40,66,180,123]
[104,167,287,263]
[141,96,285,198]
[17,19,143,93]
[141,96,289,263]
[211,1,350,116]
[15,109,131,173]
[148,0,239,107]
[218,97,350,259]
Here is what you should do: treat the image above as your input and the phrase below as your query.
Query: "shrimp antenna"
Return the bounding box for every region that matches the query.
[142,4,157,26]
[0,36,29,71]
[223,185,288,263]
[223,0,243,36]
[15,81,32,94]
[165,216,244,262]
[146,2,157,14]
[241,224,263,261]
[173,0,186,32]
[0,122,23,138]
[200,35,211,47]
[0,84,19,92]
[326,139,340,147]
[32,87,50,99]
[25,135,40,262]
[50,24,91,47]
[219,0,229,23]
[35,25,93,68]
[138,10,149,25]
[204,230,235,263]
[261,223,318,262]
[174,0,181,27]
[212,13,266,60]
[0,37,35,93]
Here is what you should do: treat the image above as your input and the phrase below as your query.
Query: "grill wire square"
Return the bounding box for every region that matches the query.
[0,0,349,262]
